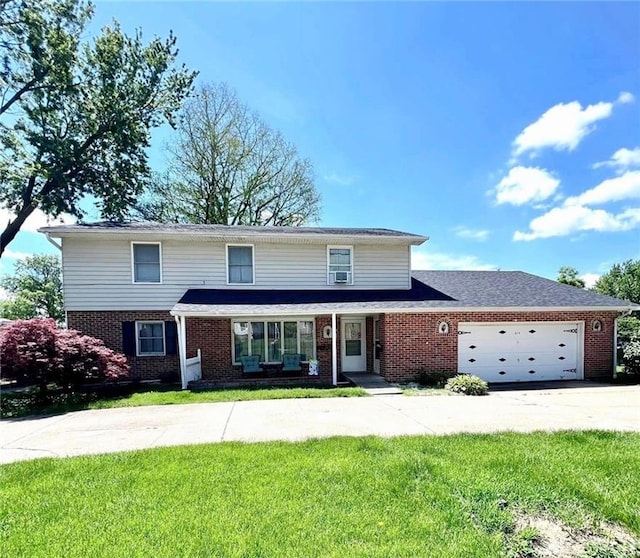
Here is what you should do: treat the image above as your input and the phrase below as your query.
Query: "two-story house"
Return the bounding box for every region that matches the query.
[39,222,636,388]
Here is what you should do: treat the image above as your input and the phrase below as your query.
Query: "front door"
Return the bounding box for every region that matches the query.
[342,318,366,372]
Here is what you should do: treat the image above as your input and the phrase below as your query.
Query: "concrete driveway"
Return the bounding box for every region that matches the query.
[1,384,639,464]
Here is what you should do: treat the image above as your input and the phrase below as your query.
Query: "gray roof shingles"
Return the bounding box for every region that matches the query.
[171,270,636,315]
[39,221,425,239]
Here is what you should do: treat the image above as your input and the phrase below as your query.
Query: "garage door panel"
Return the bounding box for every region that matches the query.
[461,364,579,383]
[457,322,581,383]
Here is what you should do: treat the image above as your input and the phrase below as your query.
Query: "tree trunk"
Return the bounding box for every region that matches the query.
[0,203,37,258]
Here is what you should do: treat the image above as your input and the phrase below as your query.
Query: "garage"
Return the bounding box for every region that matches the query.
[457,322,582,383]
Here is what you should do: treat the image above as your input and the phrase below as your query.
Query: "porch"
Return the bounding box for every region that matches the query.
[172,312,382,389]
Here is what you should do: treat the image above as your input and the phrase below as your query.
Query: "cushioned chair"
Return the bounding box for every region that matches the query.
[282,353,302,373]
[240,355,263,374]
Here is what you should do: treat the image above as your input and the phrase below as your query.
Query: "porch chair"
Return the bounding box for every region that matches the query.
[281,353,302,373]
[240,355,263,374]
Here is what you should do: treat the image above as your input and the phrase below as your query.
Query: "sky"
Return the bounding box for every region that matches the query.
[2,1,639,288]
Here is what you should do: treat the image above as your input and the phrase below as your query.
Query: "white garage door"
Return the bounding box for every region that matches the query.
[458,322,582,383]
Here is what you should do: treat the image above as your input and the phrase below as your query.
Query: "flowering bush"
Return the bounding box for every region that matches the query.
[623,338,640,376]
[445,374,489,396]
[0,318,128,395]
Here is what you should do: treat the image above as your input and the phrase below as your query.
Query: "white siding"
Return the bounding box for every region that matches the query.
[62,237,412,311]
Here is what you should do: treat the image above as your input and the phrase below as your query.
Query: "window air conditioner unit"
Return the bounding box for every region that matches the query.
[332,271,350,284]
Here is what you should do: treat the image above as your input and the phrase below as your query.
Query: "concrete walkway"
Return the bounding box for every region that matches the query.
[1,384,639,464]
[341,372,403,395]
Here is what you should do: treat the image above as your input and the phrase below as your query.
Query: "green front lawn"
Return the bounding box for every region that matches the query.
[1,432,638,557]
[0,385,367,419]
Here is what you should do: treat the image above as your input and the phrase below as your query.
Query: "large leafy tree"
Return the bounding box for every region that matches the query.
[593,259,640,343]
[557,266,585,288]
[134,83,320,226]
[0,0,196,257]
[0,254,63,321]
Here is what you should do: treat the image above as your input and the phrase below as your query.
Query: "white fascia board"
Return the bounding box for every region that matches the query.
[170,304,636,318]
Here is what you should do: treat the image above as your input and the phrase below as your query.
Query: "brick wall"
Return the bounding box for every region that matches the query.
[380,311,620,382]
[67,310,178,380]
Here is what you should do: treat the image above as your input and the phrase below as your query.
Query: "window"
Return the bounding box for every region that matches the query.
[232,319,315,363]
[136,321,165,356]
[132,243,161,283]
[227,245,254,284]
[327,246,353,284]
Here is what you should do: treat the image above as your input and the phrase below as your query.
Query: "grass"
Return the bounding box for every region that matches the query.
[0,385,367,419]
[1,432,639,557]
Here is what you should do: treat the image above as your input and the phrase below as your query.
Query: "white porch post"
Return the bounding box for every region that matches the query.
[331,312,338,386]
[176,315,188,389]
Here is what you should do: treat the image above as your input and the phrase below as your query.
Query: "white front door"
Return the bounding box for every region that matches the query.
[342,318,366,372]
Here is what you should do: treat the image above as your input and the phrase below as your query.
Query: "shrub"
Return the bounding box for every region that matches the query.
[0,318,128,396]
[416,370,457,388]
[622,338,640,376]
[445,374,489,396]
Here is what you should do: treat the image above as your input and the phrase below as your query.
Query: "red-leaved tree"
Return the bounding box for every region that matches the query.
[0,319,128,396]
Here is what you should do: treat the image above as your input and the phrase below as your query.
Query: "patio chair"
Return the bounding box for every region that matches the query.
[282,353,302,373]
[240,355,263,374]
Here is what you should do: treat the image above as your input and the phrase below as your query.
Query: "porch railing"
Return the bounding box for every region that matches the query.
[184,348,202,388]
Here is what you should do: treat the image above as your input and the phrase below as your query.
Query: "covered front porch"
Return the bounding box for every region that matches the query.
[171,310,382,389]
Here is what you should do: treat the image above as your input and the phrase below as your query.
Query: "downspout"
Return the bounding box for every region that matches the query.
[613,317,618,380]
[331,312,337,386]
[44,232,62,251]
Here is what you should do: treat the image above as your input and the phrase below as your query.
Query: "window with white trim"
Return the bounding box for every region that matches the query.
[136,321,165,356]
[233,319,315,364]
[132,242,161,283]
[327,246,353,285]
[227,245,254,284]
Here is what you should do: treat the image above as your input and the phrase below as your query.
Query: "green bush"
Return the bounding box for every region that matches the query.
[416,370,457,388]
[622,338,640,376]
[445,374,489,396]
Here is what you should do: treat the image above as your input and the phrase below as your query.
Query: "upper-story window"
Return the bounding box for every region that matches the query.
[227,245,254,284]
[132,242,162,283]
[327,246,353,285]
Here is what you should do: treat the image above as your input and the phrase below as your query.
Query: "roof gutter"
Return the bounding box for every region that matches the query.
[169,305,638,318]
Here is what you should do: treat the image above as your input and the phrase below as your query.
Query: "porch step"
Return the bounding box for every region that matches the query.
[341,372,403,395]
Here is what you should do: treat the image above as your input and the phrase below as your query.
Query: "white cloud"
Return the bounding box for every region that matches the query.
[495,166,560,206]
[2,248,31,260]
[411,249,495,271]
[511,94,630,157]
[513,205,640,241]
[0,205,75,233]
[618,91,635,104]
[593,147,640,174]
[565,170,640,207]
[580,273,600,289]
[0,286,9,301]
[453,227,489,241]
[323,173,356,186]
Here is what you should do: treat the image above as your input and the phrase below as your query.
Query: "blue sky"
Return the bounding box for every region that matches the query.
[2,1,639,287]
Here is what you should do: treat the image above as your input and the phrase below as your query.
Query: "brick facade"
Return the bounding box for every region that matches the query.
[380,311,620,382]
[68,309,619,385]
[67,310,178,380]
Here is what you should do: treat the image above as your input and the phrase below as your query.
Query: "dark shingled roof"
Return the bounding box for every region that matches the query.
[179,278,454,306]
[410,270,634,308]
[39,221,425,240]
[172,271,636,315]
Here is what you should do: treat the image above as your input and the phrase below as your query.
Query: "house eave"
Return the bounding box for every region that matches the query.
[38,226,428,246]
[169,304,636,318]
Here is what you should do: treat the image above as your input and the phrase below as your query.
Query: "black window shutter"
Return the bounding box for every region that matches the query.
[165,320,178,355]
[122,321,136,355]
